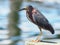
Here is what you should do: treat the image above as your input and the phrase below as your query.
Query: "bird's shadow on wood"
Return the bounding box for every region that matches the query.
[40,40,57,44]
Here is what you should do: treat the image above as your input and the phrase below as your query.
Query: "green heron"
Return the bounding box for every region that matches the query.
[19,5,54,42]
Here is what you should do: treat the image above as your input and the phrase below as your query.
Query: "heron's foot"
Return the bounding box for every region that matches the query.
[31,40,40,42]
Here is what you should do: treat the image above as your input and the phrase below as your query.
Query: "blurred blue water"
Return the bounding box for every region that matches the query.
[0,0,60,45]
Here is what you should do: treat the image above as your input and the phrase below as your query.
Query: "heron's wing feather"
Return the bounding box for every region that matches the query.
[32,10,54,34]
[32,10,49,26]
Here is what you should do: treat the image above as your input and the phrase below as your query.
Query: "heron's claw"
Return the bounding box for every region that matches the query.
[31,40,40,42]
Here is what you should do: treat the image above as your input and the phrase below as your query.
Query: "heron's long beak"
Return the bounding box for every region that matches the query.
[19,8,27,11]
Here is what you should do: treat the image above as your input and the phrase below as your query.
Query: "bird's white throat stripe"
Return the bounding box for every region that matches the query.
[26,13,32,22]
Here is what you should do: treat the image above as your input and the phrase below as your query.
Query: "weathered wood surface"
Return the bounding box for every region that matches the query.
[25,40,60,45]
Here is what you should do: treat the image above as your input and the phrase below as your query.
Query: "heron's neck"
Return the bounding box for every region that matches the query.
[26,10,34,23]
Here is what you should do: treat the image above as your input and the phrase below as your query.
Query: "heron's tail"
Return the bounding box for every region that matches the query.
[38,24,55,34]
[46,24,55,34]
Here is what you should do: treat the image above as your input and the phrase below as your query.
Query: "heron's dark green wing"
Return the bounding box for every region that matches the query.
[32,10,54,34]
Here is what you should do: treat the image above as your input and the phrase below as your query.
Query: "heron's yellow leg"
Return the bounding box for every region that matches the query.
[31,28,42,42]
[36,28,42,42]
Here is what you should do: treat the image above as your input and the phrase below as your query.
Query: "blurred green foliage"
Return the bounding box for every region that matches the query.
[8,0,23,36]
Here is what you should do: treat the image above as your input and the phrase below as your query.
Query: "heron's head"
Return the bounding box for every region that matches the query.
[19,5,33,11]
